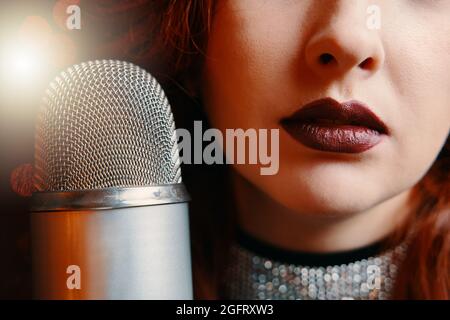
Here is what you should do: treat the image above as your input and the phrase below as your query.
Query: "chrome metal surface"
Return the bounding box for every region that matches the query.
[32,203,192,299]
[31,184,190,212]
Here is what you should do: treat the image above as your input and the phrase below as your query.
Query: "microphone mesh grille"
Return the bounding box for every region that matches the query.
[34,60,182,192]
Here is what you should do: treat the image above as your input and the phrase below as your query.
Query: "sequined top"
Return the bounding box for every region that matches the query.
[223,229,408,300]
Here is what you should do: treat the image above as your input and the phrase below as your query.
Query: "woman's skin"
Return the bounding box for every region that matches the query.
[200,0,450,252]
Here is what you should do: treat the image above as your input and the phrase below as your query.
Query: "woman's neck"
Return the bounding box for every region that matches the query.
[232,171,413,253]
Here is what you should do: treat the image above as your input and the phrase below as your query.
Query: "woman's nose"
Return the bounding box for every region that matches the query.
[304,5,385,79]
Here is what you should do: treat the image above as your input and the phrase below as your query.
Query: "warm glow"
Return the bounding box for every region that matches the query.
[2,41,44,83]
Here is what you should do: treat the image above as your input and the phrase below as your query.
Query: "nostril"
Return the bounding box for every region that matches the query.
[318,53,336,65]
[359,57,375,70]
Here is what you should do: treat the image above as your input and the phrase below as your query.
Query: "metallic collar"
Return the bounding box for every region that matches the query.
[224,231,407,300]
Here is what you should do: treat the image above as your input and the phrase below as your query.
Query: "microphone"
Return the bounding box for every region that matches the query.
[30,60,192,299]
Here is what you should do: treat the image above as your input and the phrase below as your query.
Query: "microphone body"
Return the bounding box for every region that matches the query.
[31,186,192,299]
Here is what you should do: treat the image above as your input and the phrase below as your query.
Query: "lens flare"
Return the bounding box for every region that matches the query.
[2,41,44,84]
[0,16,52,89]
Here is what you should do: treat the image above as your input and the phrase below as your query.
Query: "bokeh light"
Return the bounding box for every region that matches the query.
[0,16,52,91]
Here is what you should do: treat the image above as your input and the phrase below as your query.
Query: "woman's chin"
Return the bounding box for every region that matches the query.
[257,171,388,219]
[277,189,378,219]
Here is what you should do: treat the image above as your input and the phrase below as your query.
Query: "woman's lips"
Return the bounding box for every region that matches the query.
[281,98,389,154]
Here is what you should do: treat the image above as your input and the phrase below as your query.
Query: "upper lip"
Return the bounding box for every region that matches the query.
[282,98,389,134]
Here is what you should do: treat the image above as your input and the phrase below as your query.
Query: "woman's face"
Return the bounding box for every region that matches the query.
[201,0,450,216]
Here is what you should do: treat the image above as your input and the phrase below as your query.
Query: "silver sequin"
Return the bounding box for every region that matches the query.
[224,243,407,300]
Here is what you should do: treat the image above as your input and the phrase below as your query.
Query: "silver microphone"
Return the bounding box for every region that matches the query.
[30,60,192,299]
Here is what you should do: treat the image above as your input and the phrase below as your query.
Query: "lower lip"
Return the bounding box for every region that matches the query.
[282,122,385,153]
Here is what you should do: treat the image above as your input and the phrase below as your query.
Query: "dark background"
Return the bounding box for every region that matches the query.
[0,0,96,299]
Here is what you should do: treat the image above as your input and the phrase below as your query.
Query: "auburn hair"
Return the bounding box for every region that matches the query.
[85,0,449,299]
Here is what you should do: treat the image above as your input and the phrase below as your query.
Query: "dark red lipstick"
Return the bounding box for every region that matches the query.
[281,98,389,154]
